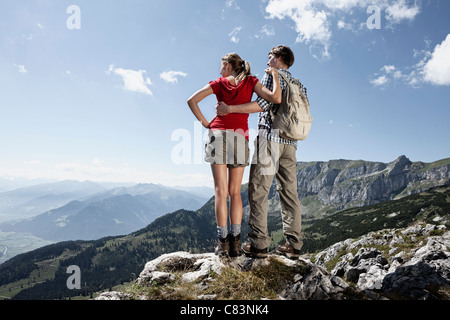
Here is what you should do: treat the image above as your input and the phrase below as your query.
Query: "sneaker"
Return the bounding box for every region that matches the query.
[215,236,229,257]
[228,234,242,257]
[276,241,300,259]
[242,242,268,259]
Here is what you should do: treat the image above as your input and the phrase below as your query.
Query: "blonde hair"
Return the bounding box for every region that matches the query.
[222,53,251,83]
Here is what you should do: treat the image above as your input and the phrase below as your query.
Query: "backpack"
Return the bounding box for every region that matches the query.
[270,71,312,141]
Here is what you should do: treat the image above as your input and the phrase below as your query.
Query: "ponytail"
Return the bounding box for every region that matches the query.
[222,53,251,83]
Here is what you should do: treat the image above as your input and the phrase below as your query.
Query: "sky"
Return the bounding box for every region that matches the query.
[0,0,449,189]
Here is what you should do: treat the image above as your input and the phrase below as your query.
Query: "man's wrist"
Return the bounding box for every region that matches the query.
[228,105,237,114]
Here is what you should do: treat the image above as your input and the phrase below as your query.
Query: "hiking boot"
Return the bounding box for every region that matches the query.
[276,241,300,259]
[242,242,268,259]
[228,234,242,257]
[215,236,229,257]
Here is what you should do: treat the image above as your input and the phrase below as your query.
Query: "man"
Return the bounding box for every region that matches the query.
[216,45,308,259]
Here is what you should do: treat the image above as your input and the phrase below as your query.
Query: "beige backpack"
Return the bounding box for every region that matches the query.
[271,71,312,141]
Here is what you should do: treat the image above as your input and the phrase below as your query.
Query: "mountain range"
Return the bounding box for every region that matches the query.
[0,155,449,299]
[295,155,450,218]
[0,180,107,223]
[1,184,448,300]
[0,183,209,242]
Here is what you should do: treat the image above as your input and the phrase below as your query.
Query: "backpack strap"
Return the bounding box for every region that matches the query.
[271,70,290,116]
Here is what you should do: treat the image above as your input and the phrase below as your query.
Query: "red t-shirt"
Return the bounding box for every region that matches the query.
[209,76,259,140]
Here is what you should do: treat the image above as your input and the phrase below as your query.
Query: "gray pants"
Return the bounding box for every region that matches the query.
[248,137,303,251]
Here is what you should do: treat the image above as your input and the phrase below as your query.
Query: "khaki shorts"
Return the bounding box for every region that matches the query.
[204,130,249,168]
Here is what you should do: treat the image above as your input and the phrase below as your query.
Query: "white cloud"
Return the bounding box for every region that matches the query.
[225,0,240,10]
[108,65,153,96]
[24,160,41,165]
[371,34,450,88]
[160,70,188,84]
[370,75,389,86]
[381,65,396,73]
[337,20,351,30]
[386,0,420,24]
[266,0,332,59]
[255,24,275,39]
[264,0,422,60]
[422,34,450,86]
[0,159,213,187]
[229,26,242,44]
[14,64,28,73]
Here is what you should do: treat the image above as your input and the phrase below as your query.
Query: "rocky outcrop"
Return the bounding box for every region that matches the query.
[97,252,357,300]
[294,156,450,218]
[313,222,450,299]
[96,222,449,301]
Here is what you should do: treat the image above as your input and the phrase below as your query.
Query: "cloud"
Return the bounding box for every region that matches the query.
[422,34,450,86]
[255,24,275,39]
[160,70,188,84]
[225,0,240,10]
[386,0,420,24]
[371,34,450,87]
[370,75,389,87]
[337,20,353,31]
[264,0,422,60]
[229,26,242,44]
[1,159,213,187]
[108,65,153,96]
[24,160,41,165]
[265,0,332,59]
[14,64,28,73]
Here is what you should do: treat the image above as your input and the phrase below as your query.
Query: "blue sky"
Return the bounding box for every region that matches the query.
[0,0,449,188]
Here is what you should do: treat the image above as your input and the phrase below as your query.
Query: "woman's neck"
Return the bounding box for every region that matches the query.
[226,72,238,85]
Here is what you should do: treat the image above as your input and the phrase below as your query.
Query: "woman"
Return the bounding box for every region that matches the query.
[187,53,281,257]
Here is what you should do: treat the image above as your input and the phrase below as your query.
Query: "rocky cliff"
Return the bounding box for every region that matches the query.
[291,156,450,219]
[97,222,449,301]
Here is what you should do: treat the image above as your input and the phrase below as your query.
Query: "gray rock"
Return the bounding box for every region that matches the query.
[95,222,449,300]
[137,252,224,285]
[280,259,350,300]
[314,222,450,299]
[96,291,132,300]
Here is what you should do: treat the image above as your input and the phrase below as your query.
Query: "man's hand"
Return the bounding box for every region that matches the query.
[216,101,231,116]
[265,66,279,77]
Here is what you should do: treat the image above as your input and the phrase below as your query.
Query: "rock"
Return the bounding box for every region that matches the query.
[147,271,175,284]
[96,222,449,300]
[137,252,224,285]
[280,259,351,300]
[351,247,381,266]
[357,265,386,290]
[96,291,132,300]
[314,222,450,299]
[294,156,450,218]
[382,232,450,299]
[101,251,362,300]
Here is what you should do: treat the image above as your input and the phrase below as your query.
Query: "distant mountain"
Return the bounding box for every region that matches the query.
[172,186,215,199]
[0,177,54,193]
[275,155,450,220]
[0,180,106,223]
[0,184,448,300]
[0,183,209,242]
